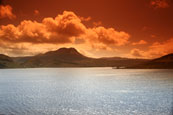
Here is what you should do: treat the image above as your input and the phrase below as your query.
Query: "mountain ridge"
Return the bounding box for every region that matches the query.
[128,53,173,69]
[1,47,172,68]
[11,47,148,68]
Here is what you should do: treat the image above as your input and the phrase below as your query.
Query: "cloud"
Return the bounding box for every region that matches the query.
[147,38,173,57]
[91,43,112,51]
[132,40,147,45]
[0,5,16,19]
[86,27,130,47]
[93,21,102,27]
[150,0,170,9]
[34,10,40,16]
[130,38,173,58]
[44,11,87,37]
[0,11,130,56]
[130,48,145,57]
[0,41,33,56]
[0,11,87,44]
[79,16,91,21]
[0,40,67,57]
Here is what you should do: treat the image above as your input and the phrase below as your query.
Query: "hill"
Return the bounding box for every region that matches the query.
[13,48,148,68]
[0,54,19,68]
[128,53,173,69]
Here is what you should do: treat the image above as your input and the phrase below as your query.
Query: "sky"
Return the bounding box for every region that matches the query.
[0,0,173,58]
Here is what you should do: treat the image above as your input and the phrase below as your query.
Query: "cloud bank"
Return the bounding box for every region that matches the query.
[0,11,130,56]
[0,11,129,45]
[130,38,173,58]
[1,10,172,58]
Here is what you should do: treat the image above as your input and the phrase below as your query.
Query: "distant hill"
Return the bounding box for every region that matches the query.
[12,47,148,68]
[0,54,18,68]
[128,53,173,69]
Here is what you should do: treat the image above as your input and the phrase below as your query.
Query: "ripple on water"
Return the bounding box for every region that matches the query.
[0,68,172,115]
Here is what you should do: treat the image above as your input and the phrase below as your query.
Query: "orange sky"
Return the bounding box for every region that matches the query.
[0,0,173,58]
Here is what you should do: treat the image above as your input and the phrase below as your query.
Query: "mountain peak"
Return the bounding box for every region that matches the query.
[57,47,78,54]
[54,47,83,57]
[42,47,88,61]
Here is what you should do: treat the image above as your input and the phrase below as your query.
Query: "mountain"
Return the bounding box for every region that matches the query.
[0,54,18,68]
[13,47,148,68]
[15,48,90,67]
[43,48,89,61]
[128,53,173,69]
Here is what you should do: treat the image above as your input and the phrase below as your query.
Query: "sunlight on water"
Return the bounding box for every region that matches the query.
[0,68,173,115]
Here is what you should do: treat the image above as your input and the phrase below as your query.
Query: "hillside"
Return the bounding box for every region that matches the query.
[13,48,148,68]
[128,53,173,69]
[18,48,90,67]
[0,54,18,68]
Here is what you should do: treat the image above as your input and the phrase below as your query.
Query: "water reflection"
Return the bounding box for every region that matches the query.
[0,68,173,115]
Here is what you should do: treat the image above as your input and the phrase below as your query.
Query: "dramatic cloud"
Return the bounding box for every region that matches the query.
[132,40,147,45]
[0,11,130,56]
[0,5,16,19]
[150,0,169,9]
[82,27,130,51]
[0,11,87,44]
[90,27,129,46]
[130,38,173,58]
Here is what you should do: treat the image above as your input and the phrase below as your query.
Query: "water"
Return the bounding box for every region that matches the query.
[0,68,173,115]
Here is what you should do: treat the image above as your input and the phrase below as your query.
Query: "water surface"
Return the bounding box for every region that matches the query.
[0,68,173,115]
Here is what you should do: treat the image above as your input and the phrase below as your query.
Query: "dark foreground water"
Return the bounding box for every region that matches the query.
[0,68,173,115]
